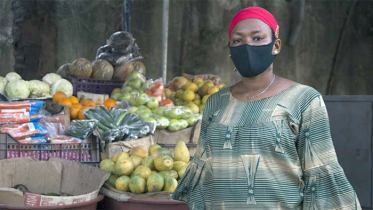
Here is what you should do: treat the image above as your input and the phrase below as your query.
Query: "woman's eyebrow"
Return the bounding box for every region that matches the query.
[233,30,263,36]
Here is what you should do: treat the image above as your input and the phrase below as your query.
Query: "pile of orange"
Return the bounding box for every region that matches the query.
[52,91,118,121]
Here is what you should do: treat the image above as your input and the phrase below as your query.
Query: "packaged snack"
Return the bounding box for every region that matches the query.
[16,136,47,144]
[0,113,44,124]
[0,100,44,112]
[48,135,83,144]
[0,122,48,139]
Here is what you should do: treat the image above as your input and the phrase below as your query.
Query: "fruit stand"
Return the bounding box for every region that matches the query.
[0,31,227,210]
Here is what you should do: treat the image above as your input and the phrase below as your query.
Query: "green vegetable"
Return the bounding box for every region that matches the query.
[5,80,30,99]
[42,73,62,86]
[85,106,116,129]
[5,72,21,82]
[84,106,153,142]
[115,112,128,126]
[51,79,73,97]
[67,120,97,139]
[29,80,51,98]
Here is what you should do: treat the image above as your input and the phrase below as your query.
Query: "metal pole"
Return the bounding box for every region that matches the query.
[124,0,132,33]
[161,0,170,84]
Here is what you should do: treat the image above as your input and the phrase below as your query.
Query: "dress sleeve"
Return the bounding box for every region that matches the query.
[297,95,362,210]
[171,93,214,209]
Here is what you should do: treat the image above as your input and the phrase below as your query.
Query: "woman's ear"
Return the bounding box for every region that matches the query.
[272,39,282,55]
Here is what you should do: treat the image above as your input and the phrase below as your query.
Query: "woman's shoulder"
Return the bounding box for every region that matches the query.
[292,83,321,96]
[281,82,324,114]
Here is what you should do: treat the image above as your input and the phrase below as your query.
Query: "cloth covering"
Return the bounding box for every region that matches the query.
[228,7,280,39]
[172,84,361,210]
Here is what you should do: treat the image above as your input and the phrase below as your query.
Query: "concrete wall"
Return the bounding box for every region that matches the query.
[132,0,373,95]
[1,0,372,94]
[0,0,14,74]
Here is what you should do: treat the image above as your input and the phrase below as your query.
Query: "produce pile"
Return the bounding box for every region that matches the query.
[109,71,203,132]
[100,141,190,194]
[165,75,227,113]
[56,31,145,81]
[0,72,73,100]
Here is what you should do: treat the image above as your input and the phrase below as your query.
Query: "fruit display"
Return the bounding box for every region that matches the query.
[109,72,203,132]
[56,31,145,82]
[83,106,153,142]
[166,76,227,114]
[110,70,151,103]
[100,141,191,194]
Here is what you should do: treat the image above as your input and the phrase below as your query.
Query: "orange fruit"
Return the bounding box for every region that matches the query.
[70,104,82,120]
[103,99,117,110]
[81,99,91,106]
[53,91,67,103]
[160,99,174,107]
[59,98,72,107]
[78,106,91,120]
[85,100,97,107]
[69,96,79,104]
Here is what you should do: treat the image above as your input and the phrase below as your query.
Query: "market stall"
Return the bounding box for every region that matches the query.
[0,31,227,209]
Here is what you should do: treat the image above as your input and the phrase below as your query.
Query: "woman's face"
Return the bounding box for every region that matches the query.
[229,18,281,53]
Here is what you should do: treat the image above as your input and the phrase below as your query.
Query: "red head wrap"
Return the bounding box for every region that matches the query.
[228,7,279,39]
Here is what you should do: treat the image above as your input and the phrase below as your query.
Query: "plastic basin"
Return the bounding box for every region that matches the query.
[0,194,104,210]
[98,196,189,210]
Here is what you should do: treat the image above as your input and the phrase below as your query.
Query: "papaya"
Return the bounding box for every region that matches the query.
[106,175,119,187]
[99,159,114,173]
[154,155,173,171]
[147,174,164,193]
[129,176,146,194]
[142,156,156,170]
[150,147,171,157]
[115,175,131,191]
[129,147,148,159]
[131,165,152,180]
[163,177,178,192]
[114,159,134,176]
[174,141,190,163]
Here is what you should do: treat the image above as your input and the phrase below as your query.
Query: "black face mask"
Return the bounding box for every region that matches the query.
[230,38,276,78]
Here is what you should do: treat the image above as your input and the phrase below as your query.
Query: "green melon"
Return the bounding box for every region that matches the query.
[91,59,114,80]
[70,58,92,78]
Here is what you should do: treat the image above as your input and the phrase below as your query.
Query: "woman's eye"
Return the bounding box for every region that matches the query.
[253,37,264,41]
[233,39,242,43]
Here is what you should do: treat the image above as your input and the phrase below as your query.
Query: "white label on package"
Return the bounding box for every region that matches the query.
[27,123,35,132]
[1,108,27,113]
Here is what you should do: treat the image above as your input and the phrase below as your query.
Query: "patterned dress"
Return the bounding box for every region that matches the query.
[172,83,361,210]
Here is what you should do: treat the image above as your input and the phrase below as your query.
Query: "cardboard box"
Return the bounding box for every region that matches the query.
[0,157,109,207]
[154,120,201,144]
[77,91,109,105]
[105,135,155,159]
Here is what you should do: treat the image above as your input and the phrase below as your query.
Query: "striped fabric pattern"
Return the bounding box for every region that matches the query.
[172,83,361,210]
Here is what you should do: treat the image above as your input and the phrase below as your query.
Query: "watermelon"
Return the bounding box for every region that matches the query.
[70,58,92,78]
[91,59,114,80]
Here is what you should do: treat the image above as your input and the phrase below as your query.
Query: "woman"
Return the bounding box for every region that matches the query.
[172,7,361,210]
